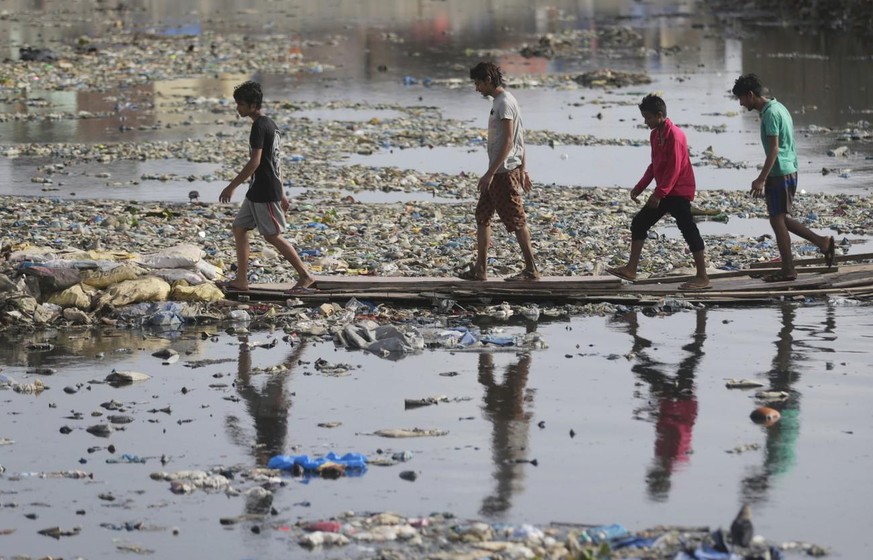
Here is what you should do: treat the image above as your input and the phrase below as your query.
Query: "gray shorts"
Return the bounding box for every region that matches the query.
[232,198,287,236]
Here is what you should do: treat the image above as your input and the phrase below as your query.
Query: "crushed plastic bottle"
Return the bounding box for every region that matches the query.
[579,523,629,544]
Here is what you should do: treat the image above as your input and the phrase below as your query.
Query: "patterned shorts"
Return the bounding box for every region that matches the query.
[764,172,797,217]
[475,167,527,233]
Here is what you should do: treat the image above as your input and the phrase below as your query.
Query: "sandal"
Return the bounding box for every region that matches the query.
[679,281,711,291]
[503,269,540,282]
[216,280,248,293]
[605,267,635,282]
[285,286,315,295]
[822,236,836,268]
[457,266,486,281]
[762,271,797,283]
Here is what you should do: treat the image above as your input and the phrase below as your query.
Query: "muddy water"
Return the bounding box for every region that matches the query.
[3,1,873,558]
[2,303,873,558]
[2,0,873,201]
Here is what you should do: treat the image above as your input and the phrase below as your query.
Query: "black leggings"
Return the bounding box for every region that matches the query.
[630,195,704,253]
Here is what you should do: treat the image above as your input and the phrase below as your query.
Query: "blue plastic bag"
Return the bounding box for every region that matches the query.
[268,451,367,475]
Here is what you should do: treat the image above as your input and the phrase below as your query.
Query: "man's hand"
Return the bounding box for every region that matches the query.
[750,178,765,198]
[630,187,642,202]
[280,195,290,212]
[645,193,661,208]
[219,185,236,203]
[522,171,533,194]
[478,171,494,193]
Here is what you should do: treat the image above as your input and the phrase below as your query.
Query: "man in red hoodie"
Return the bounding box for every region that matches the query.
[607,94,710,290]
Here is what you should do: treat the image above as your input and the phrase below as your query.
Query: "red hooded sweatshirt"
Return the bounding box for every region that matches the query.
[633,118,696,201]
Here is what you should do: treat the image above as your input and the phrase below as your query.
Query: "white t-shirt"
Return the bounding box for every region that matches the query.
[487,90,525,173]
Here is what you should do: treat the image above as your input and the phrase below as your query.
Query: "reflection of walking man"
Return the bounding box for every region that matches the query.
[477,350,533,517]
[741,304,802,503]
[460,62,539,282]
[732,74,835,283]
[616,309,705,501]
[227,337,306,466]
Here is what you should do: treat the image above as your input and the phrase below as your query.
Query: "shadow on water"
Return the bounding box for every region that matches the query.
[477,323,536,518]
[225,336,305,467]
[738,303,835,505]
[2,302,873,556]
[612,308,706,503]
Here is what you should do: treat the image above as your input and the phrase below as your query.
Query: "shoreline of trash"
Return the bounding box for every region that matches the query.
[1,185,868,335]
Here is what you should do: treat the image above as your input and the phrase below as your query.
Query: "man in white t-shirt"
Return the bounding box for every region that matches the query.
[459,62,539,282]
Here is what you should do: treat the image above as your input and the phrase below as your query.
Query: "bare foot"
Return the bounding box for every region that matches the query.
[292,275,317,290]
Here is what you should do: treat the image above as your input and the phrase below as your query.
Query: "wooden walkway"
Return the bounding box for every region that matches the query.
[231,253,873,306]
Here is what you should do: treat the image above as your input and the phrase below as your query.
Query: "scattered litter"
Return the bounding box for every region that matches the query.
[725,378,765,389]
[371,428,449,438]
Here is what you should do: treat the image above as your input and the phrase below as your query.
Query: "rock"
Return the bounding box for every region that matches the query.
[105,370,151,385]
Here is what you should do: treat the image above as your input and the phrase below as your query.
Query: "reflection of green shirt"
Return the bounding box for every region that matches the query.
[760,99,798,176]
[765,406,798,476]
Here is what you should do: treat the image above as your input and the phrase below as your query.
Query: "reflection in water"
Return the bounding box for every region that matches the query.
[478,333,535,518]
[226,337,304,467]
[618,309,705,502]
[740,304,809,504]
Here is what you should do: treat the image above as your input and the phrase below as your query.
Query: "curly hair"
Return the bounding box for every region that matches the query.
[638,94,667,116]
[469,62,503,87]
[732,74,764,97]
[233,81,263,108]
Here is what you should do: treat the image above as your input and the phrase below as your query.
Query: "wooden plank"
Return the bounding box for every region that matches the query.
[631,266,837,285]
[742,266,836,277]
[749,251,873,269]
[315,275,621,289]
[232,262,873,304]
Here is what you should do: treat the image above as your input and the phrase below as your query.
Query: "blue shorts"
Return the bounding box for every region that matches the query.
[764,173,797,217]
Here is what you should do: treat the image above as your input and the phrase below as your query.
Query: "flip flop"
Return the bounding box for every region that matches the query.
[762,271,797,283]
[503,269,540,282]
[823,236,836,268]
[216,280,249,293]
[679,281,712,291]
[284,286,315,295]
[456,267,486,281]
[605,267,635,282]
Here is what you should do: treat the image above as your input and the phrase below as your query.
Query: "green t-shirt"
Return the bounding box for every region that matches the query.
[760,98,798,176]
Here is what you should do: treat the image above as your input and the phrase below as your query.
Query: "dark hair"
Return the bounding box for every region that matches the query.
[469,62,503,87]
[732,74,764,97]
[638,94,667,117]
[233,81,263,108]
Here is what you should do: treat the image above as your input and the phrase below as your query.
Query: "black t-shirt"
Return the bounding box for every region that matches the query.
[246,116,283,202]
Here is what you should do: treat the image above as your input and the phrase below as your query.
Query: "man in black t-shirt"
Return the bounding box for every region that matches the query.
[219,81,315,293]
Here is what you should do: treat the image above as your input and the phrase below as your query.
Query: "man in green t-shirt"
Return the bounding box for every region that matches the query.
[732,74,835,282]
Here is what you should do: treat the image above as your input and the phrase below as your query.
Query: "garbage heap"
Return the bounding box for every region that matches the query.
[0,243,226,330]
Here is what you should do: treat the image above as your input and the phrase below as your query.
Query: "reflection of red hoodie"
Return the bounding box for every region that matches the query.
[634,118,696,201]
[654,398,698,471]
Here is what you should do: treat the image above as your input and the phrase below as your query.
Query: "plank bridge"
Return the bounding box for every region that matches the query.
[230,253,873,306]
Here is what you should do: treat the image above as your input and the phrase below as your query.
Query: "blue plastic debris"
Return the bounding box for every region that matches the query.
[268,452,368,475]
[613,535,656,549]
[480,335,515,347]
[674,547,742,560]
[579,524,629,544]
[106,453,146,464]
